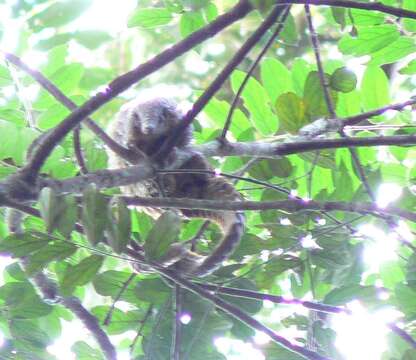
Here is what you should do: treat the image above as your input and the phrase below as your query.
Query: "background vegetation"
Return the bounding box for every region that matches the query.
[0,0,416,359]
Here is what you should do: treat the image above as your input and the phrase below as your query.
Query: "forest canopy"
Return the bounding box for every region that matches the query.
[0,0,416,359]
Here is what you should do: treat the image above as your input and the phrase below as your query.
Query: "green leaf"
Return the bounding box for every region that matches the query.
[0,65,12,86]
[399,59,416,75]
[0,282,52,318]
[144,210,181,261]
[248,0,274,13]
[71,341,104,360]
[29,0,92,30]
[350,9,385,25]
[10,319,51,347]
[370,37,416,66]
[36,63,84,109]
[275,92,306,133]
[93,271,141,304]
[403,0,416,32]
[74,30,112,49]
[180,11,206,38]
[361,66,390,121]
[303,71,338,119]
[324,285,378,305]
[339,25,399,56]
[39,187,64,234]
[0,107,26,126]
[260,58,293,103]
[292,58,312,96]
[106,198,131,254]
[60,255,104,296]
[202,97,251,138]
[56,195,77,238]
[128,8,173,28]
[135,278,170,303]
[91,306,143,335]
[330,67,357,93]
[331,8,346,28]
[0,232,49,258]
[231,70,278,135]
[25,241,76,275]
[81,185,108,246]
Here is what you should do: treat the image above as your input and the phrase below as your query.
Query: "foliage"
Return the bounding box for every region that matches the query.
[0,0,415,359]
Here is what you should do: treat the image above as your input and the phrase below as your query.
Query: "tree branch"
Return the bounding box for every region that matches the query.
[283,0,416,19]
[122,196,416,222]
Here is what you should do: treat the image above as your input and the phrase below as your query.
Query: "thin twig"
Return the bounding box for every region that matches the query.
[171,285,183,360]
[103,273,136,326]
[221,5,291,139]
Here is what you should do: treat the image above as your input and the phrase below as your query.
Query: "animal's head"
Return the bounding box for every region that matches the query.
[127,98,181,136]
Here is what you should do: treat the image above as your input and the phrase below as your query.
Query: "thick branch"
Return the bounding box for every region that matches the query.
[22,261,117,359]
[197,134,416,158]
[283,0,416,19]
[123,197,416,222]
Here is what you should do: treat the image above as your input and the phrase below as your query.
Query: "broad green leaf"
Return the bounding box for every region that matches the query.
[403,0,416,32]
[324,285,378,305]
[106,198,131,254]
[29,0,92,30]
[203,2,218,22]
[135,278,170,304]
[336,90,361,117]
[0,232,49,258]
[91,306,143,335]
[248,158,293,180]
[0,282,52,318]
[202,97,251,138]
[144,210,181,261]
[361,66,390,121]
[395,284,416,315]
[275,92,306,133]
[180,11,206,38]
[370,37,416,66]
[339,25,399,56]
[39,187,64,234]
[93,270,141,304]
[279,13,298,44]
[60,255,104,296]
[331,8,346,28]
[74,30,112,49]
[71,341,105,360]
[260,58,293,103]
[128,8,173,28]
[0,65,12,86]
[303,71,338,119]
[399,59,416,75]
[350,9,385,25]
[35,63,84,109]
[25,241,76,275]
[81,185,108,246]
[292,58,312,96]
[231,70,278,135]
[56,195,77,238]
[0,119,19,161]
[0,107,26,126]
[330,67,357,93]
[10,319,51,347]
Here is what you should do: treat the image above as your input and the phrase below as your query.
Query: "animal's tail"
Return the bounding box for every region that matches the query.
[179,177,245,277]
